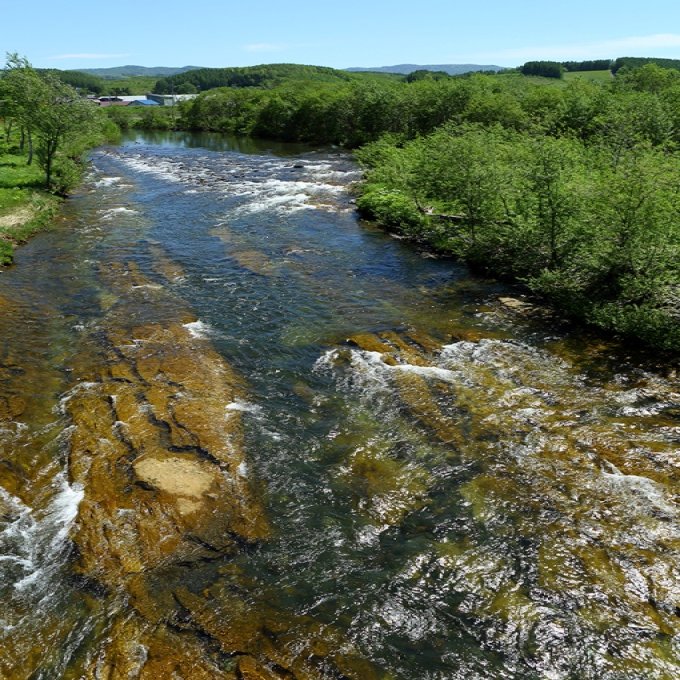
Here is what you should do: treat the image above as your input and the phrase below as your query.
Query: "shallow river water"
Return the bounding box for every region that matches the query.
[0,131,678,679]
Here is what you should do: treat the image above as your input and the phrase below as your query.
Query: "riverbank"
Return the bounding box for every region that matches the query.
[354,128,680,356]
[0,154,61,265]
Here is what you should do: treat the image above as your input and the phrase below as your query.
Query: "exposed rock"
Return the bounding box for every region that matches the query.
[347,330,465,446]
[0,395,25,421]
[67,316,269,587]
[230,249,276,276]
[81,613,236,680]
[148,243,185,282]
[173,586,386,680]
[498,296,532,310]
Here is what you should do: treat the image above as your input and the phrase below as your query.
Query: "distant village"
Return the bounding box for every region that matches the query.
[91,93,198,107]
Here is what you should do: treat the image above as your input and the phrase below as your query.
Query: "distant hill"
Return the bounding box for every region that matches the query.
[346,63,504,75]
[75,65,203,79]
[154,63,359,94]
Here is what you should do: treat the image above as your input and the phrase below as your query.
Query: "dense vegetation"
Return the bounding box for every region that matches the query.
[520,61,565,78]
[354,65,680,351]
[562,59,612,72]
[33,69,160,96]
[1,55,117,191]
[0,154,60,264]
[612,56,680,74]
[42,69,107,94]
[0,55,117,263]
[158,72,540,144]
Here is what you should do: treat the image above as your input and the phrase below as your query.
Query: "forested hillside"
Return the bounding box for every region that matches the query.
[79,65,202,78]
[153,63,363,94]
[41,69,159,96]
[612,56,680,73]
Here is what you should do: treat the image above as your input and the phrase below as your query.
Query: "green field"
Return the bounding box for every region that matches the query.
[564,69,613,83]
[0,154,60,264]
[104,76,159,94]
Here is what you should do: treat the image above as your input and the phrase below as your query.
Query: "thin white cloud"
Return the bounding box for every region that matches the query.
[243,43,287,53]
[453,33,680,65]
[50,53,132,60]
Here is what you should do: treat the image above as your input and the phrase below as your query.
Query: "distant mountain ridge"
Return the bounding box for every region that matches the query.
[74,65,204,79]
[346,63,504,75]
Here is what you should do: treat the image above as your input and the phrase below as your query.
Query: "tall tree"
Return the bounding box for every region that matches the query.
[3,54,97,190]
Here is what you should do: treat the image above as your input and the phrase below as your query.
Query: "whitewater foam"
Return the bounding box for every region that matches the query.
[99,207,139,220]
[94,176,122,187]
[183,320,212,338]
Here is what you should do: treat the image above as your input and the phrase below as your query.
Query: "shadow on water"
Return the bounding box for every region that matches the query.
[121,129,325,156]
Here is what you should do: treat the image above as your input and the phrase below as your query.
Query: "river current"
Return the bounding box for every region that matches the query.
[0,132,678,679]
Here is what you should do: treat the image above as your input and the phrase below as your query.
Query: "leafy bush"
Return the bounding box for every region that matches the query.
[356,187,426,235]
[357,117,680,351]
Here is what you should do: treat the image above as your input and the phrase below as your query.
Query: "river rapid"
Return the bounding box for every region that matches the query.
[0,131,678,679]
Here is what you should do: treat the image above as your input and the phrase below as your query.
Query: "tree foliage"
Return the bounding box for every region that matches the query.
[520,61,565,78]
[612,56,680,74]
[352,67,680,351]
[41,69,106,94]
[562,59,612,72]
[1,54,108,192]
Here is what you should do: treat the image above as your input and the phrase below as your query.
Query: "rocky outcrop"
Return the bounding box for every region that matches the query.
[67,259,385,679]
[66,317,268,587]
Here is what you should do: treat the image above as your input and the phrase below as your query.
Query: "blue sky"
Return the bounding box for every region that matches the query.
[4,0,680,69]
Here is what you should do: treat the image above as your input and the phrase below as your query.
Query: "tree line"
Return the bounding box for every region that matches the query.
[562,59,612,72]
[612,56,680,74]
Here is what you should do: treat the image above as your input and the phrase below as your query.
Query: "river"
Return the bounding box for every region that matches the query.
[0,131,678,679]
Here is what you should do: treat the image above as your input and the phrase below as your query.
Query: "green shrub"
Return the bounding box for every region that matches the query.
[0,240,14,265]
[356,187,426,235]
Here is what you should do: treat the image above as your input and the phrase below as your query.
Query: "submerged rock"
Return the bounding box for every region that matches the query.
[67,260,384,679]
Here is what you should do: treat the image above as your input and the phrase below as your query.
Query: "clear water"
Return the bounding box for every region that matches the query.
[0,131,678,679]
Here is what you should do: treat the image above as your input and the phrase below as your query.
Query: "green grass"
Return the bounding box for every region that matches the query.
[564,70,613,83]
[0,153,60,265]
[104,76,158,95]
[0,154,46,190]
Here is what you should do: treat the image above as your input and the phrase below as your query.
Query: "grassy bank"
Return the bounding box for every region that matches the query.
[0,154,61,264]
[1,57,123,265]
